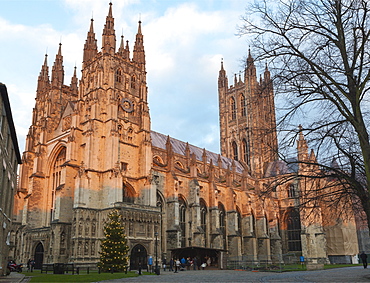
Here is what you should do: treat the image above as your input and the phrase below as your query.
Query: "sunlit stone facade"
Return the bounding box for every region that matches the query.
[12,3,359,270]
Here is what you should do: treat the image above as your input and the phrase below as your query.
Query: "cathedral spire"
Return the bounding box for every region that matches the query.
[83,18,98,68]
[245,48,257,81]
[133,21,145,69]
[297,125,309,162]
[125,40,130,59]
[218,59,227,88]
[102,2,116,55]
[51,43,64,88]
[37,54,50,95]
[247,48,254,67]
[118,35,126,58]
[70,66,78,96]
[264,62,271,82]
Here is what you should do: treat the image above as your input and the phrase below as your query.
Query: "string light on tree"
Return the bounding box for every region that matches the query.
[98,210,129,273]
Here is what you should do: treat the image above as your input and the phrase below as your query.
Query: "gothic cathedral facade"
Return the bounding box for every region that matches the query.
[12,3,359,269]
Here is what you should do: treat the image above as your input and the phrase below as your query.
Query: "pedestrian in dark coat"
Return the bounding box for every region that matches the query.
[360,252,368,268]
[169,258,174,271]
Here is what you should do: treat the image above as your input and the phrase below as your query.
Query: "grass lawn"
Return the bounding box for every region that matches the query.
[324,264,361,269]
[22,270,152,282]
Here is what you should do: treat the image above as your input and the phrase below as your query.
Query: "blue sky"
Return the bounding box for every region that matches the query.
[0,0,254,154]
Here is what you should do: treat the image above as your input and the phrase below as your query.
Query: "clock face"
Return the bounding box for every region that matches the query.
[121,98,133,113]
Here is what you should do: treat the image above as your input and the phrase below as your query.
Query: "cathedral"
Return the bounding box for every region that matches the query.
[11,3,359,270]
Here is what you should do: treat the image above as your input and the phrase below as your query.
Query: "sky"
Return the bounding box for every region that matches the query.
[0,0,255,154]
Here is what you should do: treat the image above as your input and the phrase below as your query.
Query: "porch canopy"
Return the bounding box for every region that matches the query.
[169,246,227,267]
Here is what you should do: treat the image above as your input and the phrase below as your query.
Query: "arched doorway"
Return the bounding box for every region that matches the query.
[34,242,44,269]
[130,244,147,270]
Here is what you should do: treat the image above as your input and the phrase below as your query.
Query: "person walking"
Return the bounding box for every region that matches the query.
[169,258,174,271]
[360,252,368,268]
[175,258,180,273]
[162,258,167,271]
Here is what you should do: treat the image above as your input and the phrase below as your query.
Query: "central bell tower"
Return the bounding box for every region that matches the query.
[74,3,153,208]
[218,51,278,177]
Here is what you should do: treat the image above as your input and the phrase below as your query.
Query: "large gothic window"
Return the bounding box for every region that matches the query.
[232,141,238,161]
[51,147,66,221]
[231,97,236,120]
[242,139,249,165]
[240,94,246,117]
[218,202,226,249]
[286,209,302,251]
[179,196,187,247]
[200,199,207,246]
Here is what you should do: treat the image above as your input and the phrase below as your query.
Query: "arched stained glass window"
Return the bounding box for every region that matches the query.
[286,209,302,251]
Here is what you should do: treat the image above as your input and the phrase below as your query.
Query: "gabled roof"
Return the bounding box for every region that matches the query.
[264,159,298,177]
[151,131,244,174]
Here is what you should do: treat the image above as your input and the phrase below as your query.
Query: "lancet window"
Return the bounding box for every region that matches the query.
[231,97,236,120]
[232,141,238,161]
[179,196,186,247]
[240,94,246,117]
[200,199,207,246]
[242,139,249,165]
[218,202,226,249]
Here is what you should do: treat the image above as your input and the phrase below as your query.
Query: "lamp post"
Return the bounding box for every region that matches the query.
[154,232,160,275]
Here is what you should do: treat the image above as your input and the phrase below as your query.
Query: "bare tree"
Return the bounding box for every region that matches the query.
[239,0,370,231]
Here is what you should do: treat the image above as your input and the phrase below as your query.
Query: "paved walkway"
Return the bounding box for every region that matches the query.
[96,266,370,282]
[0,272,24,283]
[1,266,370,282]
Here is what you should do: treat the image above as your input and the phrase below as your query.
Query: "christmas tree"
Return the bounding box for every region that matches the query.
[98,210,129,272]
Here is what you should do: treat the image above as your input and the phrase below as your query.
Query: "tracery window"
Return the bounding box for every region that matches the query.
[179,196,187,247]
[286,209,302,251]
[231,97,236,120]
[51,147,66,222]
[240,94,246,117]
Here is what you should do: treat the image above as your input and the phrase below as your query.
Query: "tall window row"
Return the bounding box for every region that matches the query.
[230,138,250,164]
[229,93,247,121]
